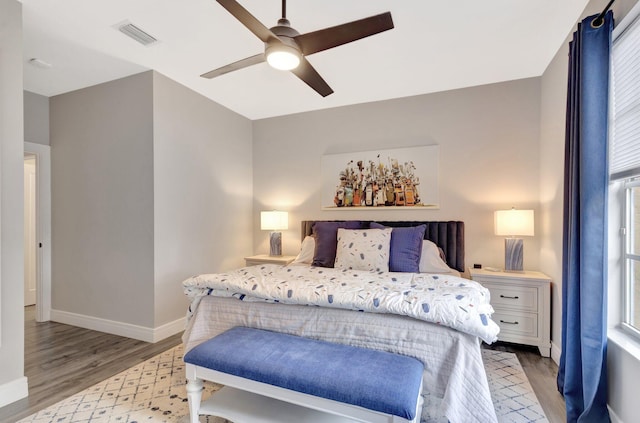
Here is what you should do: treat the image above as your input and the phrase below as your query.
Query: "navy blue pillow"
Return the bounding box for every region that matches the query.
[370,223,426,272]
[312,221,362,267]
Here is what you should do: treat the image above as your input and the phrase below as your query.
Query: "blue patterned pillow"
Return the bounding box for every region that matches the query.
[334,228,392,272]
[370,223,426,273]
[311,221,362,268]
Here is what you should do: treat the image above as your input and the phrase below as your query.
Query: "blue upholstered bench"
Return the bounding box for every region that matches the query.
[183,327,424,423]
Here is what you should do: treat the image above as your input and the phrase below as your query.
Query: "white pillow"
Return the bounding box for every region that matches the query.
[334,228,392,272]
[419,240,452,273]
[292,236,315,264]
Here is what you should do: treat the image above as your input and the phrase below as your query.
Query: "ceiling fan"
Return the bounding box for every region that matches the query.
[201,0,394,97]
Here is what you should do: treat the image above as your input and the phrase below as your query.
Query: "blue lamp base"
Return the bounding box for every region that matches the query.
[504,238,524,272]
[269,232,282,256]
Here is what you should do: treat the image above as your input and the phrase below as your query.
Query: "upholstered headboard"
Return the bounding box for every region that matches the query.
[301,220,465,272]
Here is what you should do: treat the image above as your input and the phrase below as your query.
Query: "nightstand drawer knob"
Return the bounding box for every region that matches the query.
[499,294,519,299]
[500,319,519,325]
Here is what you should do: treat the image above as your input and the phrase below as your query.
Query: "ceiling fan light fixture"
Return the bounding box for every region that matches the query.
[205,0,393,96]
[265,44,301,70]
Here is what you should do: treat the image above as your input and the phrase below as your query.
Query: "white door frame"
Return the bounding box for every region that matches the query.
[24,154,37,306]
[24,142,51,322]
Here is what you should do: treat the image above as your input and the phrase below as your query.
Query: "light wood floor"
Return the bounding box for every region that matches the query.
[0,306,182,423]
[0,306,565,423]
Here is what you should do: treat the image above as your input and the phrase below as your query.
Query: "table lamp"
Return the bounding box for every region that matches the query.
[494,208,534,272]
[261,210,288,256]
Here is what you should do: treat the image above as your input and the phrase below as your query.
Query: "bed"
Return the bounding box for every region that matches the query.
[182,220,500,423]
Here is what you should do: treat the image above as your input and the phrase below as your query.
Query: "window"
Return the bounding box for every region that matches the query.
[623,180,640,335]
[611,9,640,337]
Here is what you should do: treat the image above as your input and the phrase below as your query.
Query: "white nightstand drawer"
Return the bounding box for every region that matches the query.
[469,268,551,356]
[494,310,538,338]
[484,284,538,312]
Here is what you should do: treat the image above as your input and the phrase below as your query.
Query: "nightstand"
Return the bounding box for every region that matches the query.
[244,254,296,266]
[469,268,551,357]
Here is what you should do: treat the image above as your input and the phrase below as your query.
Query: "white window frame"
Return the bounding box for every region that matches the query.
[609,1,640,353]
[622,179,640,338]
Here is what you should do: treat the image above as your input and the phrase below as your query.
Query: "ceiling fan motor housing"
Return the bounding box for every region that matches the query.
[268,19,301,51]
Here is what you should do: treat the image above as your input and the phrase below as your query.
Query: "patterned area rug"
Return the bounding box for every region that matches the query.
[18,345,548,423]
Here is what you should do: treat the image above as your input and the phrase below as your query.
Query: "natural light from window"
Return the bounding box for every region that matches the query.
[610,9,640,340]
[626,183,640,331]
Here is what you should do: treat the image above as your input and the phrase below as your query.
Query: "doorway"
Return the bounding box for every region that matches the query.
[24,154,37,306]
[23,142,51,322]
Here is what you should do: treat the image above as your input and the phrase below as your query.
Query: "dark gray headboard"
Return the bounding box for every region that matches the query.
[301,220,465,272]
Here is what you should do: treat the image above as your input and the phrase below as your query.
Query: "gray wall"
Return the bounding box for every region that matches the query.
[24,91,50,145]
[152,72,253,326]
[48,70,254,332]
[50,72,155,327]
[538,8,573,362]
[252,78,543,273]
[0,0,26,407]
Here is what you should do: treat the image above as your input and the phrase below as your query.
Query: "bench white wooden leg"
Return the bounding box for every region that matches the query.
[186,377,203,423]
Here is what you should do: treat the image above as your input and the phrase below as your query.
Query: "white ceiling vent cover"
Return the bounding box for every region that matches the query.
[115,20,158,46]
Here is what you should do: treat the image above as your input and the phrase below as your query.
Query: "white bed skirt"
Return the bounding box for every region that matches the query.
[182,296,497,423]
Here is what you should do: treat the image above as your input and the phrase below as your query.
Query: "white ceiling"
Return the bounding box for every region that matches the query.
[21,0,589,120]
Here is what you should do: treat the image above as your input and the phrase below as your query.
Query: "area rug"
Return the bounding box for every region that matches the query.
[18,345,548,423]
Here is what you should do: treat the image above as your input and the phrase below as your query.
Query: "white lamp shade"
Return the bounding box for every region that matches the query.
[261,211,289,231]
[494,209,534,236]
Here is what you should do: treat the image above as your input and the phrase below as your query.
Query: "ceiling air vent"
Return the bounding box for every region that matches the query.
[115,21,158,46]
[28,58,53,69]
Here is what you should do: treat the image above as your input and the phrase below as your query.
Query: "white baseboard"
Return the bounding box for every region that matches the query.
[152,316,186,343]
[50,309,184,343]
[0,377,28,408]
[609,405,622,423]
[551,341,561,365]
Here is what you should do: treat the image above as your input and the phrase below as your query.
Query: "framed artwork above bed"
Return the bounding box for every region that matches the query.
[321,145,439,210]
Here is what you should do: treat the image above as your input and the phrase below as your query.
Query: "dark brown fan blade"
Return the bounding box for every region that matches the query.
[200,53,265,79]
[216,0,279,43]
[290,57,334,97]
[294,12,393,56]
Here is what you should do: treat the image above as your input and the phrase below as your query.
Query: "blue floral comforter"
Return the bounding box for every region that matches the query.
[183,264,500,343]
